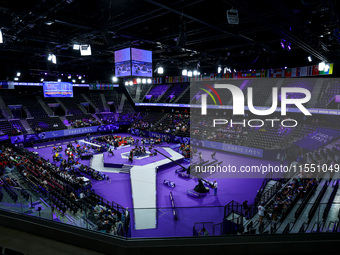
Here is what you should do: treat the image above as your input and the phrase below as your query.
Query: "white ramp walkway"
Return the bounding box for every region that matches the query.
[79,139,101,147]
[130,147,184,230]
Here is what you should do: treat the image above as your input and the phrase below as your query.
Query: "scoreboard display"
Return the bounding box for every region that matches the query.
[43,82,73,98]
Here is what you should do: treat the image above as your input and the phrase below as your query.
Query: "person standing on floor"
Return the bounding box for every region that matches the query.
[213,180,218,196]
[258,203,265,226]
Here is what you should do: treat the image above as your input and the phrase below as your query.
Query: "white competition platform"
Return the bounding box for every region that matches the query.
[130,147,184,230]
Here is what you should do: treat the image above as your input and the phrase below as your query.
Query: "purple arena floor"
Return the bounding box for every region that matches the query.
[27,133,281,237]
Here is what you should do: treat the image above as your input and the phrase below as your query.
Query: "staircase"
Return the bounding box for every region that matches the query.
[55,99,68,115]
[100,93,110,112]
[78,104,89,114]
[22,106,32,118]
[173,85,190,103]
[92,114,101,122]
[120,165,132,174]
[140,84,154,102]
[20,119,34,134]
[0,95,12,118]
[59,116,71,128]
[81,93,99,113]
[118,94,126,113]
[262,180,278,194]
[37,96,53,115]
[243,129,258,147]
[153,113,168,128]
[155,86,171,102]
[135,84,142,102]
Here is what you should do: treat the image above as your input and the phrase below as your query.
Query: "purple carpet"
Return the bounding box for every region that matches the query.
[26,133,282,238]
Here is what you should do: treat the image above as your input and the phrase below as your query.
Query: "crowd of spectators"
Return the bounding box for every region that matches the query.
[265,173,318,221]
[69,113,139,128]
[0,144,129,235]
[88,202,129,236]
[69,117,101,128]
[90,135,135,148]
[152,113,190,135]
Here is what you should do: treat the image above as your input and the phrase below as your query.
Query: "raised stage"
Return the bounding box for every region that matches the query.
[102,146,179,168]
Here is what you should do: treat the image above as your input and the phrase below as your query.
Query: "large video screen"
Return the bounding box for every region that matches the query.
[115,61,132,77]
[114,48,131,63]
[43,82,73,98]
[131,60,152,77]
[114,48,152,77]
[131,48,152,63]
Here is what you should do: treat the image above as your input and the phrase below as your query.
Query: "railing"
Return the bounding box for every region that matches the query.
[253,172,287,206]
[308,181,329,223]
[280,189,303,222]
[193,222,214,236]
[1,197,340,238]
[323,181,339,221]
[254,181,283,206]
[295,185,318,221]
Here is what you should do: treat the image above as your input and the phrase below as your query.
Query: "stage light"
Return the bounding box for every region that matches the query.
[284,66,287,69]
[16,72,21,77]
[147,78,152,84]
[193,70,198,76]
[142,78,146,84]
[0,29,3,44]
[78,76,82,79]
[40,78,44,82]
[81,80,85,83]
[218,66,222,73]
[125,81,129,86]
[136,78,141,84]
[287,43,291,51]
[57,79,61,82]
[197,72,200,75]
[234,69,236,72]
[157,66,164,74]
[319,62,325,71]
[281,39,286,49]
[112,76,118,82]
[14,77,19,81]
[80,45,91,56]
[129,81,133,86]
[188,71,193,77]
[47,54,52,61]
[182,69,188,76]
[68,75,71,79]
[73,44,80,50]
[72,79,76,83]
[308,56,312,62]
[51,54,57,64]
